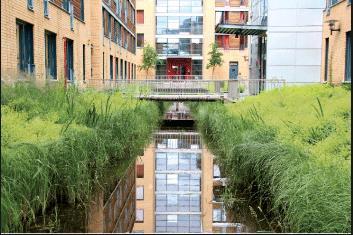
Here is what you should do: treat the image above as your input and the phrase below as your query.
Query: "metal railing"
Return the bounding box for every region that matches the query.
[154,131,202,150]
[79,78,286,101]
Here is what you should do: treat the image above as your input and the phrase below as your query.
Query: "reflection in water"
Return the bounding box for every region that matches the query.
[132,103,258,233]
[155,133,202,233]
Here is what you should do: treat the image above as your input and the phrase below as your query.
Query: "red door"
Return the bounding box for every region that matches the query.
[167,58,192,79]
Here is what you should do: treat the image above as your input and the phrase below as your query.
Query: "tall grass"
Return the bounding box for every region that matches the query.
[1,81,161,232]
[191,84,351,233]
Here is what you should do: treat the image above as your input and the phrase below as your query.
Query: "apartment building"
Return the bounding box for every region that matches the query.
[321,0,351,83]
[135,0,250,80]
[1,0,137,83]
[249,0,326,83]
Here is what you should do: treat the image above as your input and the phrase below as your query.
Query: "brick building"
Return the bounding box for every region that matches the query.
[321,0,351,83]
[1,0,137,83]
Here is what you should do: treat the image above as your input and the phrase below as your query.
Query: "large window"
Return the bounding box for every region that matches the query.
[156,0,203,13]
[155,173,201,192]
[45,30,57,79]
[156,153,201,171]
[155,214,201,233]
[345,31,351,81]
[64,38,74,80]
[156,16,203,35]
[17,19,34,74]
[156,38,202,56]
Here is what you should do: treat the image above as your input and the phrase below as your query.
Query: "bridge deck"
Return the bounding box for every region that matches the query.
[138,94,224,101]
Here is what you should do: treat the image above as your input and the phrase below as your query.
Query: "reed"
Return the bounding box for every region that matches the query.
[1,81,161,232]
[192,84,351,233]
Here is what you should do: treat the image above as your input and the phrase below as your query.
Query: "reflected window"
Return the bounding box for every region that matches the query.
[213,164,221,178]
[136,186,144,200]
[136,209,144,222]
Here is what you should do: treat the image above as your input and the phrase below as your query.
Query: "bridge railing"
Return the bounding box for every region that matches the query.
[79,79,286,100]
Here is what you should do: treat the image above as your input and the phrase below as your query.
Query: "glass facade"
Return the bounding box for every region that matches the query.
[156,16,203,35]
[156,0,203,13]
[154,133,202,233]
[156,38,202,56]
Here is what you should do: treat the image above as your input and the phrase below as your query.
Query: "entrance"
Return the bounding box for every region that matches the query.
[167,58,192,79]
[229,62,238,80]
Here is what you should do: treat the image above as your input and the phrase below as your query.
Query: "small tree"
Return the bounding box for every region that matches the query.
[206,43,223,79]
[139,44,160,79]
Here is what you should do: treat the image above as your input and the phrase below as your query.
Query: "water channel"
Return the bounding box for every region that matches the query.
[132,102,263,233]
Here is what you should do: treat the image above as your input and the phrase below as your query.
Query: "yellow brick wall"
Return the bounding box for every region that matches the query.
[1,0,137,83]
[133,144,155,233]
[321,0,351,83]
[135,0,156,79]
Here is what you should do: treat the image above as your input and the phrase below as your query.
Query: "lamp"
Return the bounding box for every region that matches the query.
[326,19,340,35]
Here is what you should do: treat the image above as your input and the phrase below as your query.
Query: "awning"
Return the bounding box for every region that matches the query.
[215,24,267,36]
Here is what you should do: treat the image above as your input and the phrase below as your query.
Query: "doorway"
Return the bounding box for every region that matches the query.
[229,62,238,80]
[167,58,192,79]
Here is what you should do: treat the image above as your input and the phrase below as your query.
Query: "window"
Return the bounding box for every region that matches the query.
[44,0,49,16]
[82,44,85,81]
[213,208,226,222]
[136,186,144,200]
[137,34,144,47]
[28,0,34,10]
[137,10,144,24]
[116,58,119,79]
[120,59,124,79]
[110,55,114,80]
[136,209,144,222]
[17,19,34,74]
[91,47,93,79]
[124,60,127,79]
[213,164,221,178]
[102,52,105,80]
[63,0,70,11]
[45,30,56,79]
[136,164,144,178]
[64,38,74,80]
[80,0,84,21]
[324,38,329,82]
[345,31,351,81]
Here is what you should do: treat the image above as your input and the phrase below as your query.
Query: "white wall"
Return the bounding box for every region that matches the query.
[266,0,325,83]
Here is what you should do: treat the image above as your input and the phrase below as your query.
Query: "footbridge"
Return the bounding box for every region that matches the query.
[82,79,286,102]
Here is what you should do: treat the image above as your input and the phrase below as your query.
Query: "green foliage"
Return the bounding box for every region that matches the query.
[138,44,160,77]
[192,84,351,233]
[1,81,161,232]
[206,43,223,77]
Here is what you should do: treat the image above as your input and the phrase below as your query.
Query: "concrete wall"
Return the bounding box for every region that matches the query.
[266,0,325,82]
[321,0,351,83]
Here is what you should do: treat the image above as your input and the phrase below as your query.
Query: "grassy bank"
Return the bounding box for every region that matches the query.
[192,84,351,232]
[1,81,161,232]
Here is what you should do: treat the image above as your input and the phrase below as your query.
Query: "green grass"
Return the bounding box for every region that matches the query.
[1,81,161,232]
[192,84,351,233]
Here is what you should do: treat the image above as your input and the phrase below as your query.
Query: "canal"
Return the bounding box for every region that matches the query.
[132,102,261,233]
